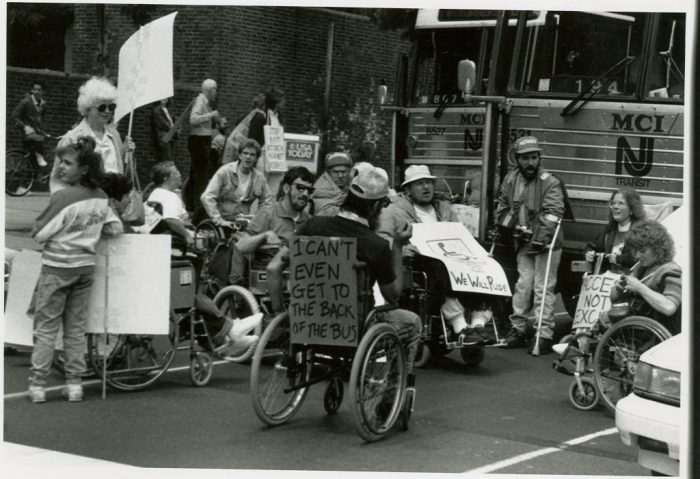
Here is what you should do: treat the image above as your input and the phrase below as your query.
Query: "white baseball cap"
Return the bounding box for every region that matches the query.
[349,165,389,200]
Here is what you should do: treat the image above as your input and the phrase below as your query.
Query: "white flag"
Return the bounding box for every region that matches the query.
[114,12,178,124]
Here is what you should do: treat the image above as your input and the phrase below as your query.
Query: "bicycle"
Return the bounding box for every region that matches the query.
[5,134,60,197]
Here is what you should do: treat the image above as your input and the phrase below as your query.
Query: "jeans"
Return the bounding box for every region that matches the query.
[29,267,94,386]
[509,247,562,340]
[376,308,422,374]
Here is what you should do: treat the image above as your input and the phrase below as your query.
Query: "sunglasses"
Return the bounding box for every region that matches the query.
[293,183,315,194]
[96,103,117,113]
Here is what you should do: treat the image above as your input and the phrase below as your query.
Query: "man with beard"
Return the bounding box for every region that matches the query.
[495,136,565,355]
[232,167,314,298]
[377,166,490,345]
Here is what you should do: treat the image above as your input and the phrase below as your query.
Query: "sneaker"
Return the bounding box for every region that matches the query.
[458,329,484,346]
[63,383,83,402]
[504,328,528,349]
[28,385,46,403]
[35,153,47,167]
[473,325,495,345]
[552,342,569,356]
[229,312,263,338]
[528,337,554,355]
[221,335,259,359]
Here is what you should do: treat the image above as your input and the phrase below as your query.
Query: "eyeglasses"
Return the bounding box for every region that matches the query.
[96,103,117,113]
[293,183,315,194]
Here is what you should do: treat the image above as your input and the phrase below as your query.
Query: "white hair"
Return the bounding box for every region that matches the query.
[77,76,118,116]
[201,78,217,91]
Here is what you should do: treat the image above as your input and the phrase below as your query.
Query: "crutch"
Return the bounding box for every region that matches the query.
[530,217,562,357]
[487,229,506,346]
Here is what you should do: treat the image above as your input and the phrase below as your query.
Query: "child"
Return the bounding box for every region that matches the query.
[28,136,123,403]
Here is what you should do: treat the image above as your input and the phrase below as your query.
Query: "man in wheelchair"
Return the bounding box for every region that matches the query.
[377,165,491,346]
[267,165,422,376]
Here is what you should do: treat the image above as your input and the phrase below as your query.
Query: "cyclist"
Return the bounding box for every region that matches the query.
[12,81,49,167]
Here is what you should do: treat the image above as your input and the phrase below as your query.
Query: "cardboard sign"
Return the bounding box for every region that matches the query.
[263,125,287,172]
[450,204,480,238]
[4,235,172,347]
[285,133,320,174]
[410,222,511,297]
[289,236,359,346]
[572,272,621,328]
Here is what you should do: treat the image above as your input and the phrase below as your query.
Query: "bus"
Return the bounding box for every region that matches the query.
[385,9,686,312]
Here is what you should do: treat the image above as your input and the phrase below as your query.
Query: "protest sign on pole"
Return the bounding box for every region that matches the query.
[289,236,359,346]
[572,272,621,329]
[263,125,287,172]
[114,12,178,125]
[410,222,511,297]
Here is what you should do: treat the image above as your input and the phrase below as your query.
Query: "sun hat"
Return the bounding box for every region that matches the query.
[349,165,389,200]
[401,165,436,188]
[325,152,353,169]
[513,136,542,155]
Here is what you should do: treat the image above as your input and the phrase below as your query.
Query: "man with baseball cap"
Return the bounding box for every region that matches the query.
[268,165,422,405]
[495,135,565,355]
[376,165,492,345]
[312,151,353,213]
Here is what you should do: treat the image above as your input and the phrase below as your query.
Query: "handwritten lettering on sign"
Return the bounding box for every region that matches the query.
[264,125,287,172]
[572,272,620,329]
[289,236,359,346]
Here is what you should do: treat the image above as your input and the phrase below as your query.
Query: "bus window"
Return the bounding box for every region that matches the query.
[645,14,685,100]
[412,28,493,105]
[512,11,646,97]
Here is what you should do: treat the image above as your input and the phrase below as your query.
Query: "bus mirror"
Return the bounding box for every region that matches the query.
[458,60,476,94]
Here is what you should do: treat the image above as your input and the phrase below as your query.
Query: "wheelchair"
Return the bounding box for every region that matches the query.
[85,233,261,390]
[400,257,508,369]
[249,237,416,442]
[553,255,673,412]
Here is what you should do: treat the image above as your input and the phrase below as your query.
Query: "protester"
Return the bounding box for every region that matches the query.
[12,81,48,167]
[312,152,353,213]
[585,186,645,273]
[200,138,272,227]
[27,136,123,403]
[50,76,136,194]
[146,161,194,248]
[221,93,265,165]
[151,97,178,162]
[186,78,219,212]
[248,87,284,153]
[609,220,682,334]
[232,167,314,312]
[314,161,374,217]
[495,136,565,355]
[210,115,229,168]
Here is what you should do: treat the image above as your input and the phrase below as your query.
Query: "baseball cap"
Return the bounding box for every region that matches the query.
[349,165,389,200]
[400,165,436,188]
[325,152,352,169]
[513,136,542,155]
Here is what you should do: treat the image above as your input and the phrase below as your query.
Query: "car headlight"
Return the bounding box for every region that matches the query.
[633,361,680,407]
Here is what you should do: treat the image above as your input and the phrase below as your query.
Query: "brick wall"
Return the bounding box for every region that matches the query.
[6,5,411,186]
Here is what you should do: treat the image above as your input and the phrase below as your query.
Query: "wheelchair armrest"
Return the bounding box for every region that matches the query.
[352,261,367,271]
[373,303,400,313]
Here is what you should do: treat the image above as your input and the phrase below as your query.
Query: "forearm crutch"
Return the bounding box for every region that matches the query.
[531,217,562,357]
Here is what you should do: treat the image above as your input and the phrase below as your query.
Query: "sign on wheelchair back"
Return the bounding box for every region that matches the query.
[289,236,359,346]
[572,272,620,328]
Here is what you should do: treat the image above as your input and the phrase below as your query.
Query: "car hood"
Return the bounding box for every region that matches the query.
[640,333,685,372]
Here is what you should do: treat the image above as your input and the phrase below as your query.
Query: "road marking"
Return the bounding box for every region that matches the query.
[4,359,232,401]
[463,427,619,474]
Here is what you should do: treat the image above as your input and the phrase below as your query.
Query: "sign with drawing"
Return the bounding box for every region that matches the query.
[410,222,511,297]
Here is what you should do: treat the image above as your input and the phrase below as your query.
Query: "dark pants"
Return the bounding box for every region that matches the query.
[186,135,211,212]
[23,132,45,157]
[156,141,175,162]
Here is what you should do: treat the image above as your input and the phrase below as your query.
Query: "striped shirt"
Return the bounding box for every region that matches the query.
[32,184,122,269]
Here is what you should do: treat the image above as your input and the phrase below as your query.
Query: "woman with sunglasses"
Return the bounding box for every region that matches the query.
[50,76,136,193]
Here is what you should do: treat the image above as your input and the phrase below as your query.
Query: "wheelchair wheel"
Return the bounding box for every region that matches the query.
[568,376,599,411]
[213,285,261,362]
[87,313,178,391]
[5,149,35,197]
[413,342,431,369]
[250,312,312,426]
[349,323,407,443]
[190,352,213,387]
[323,376,344,415]
[593,316,671,413]
[460,345,485,368]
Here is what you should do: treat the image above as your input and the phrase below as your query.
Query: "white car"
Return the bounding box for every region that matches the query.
[615,334,682,476]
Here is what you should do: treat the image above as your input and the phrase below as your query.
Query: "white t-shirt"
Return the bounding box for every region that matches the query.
[415,204,438,223]
[236,169,252,199]
[147,188,189,221]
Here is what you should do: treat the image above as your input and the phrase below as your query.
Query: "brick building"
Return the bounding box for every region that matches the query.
[6,4,411,185]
